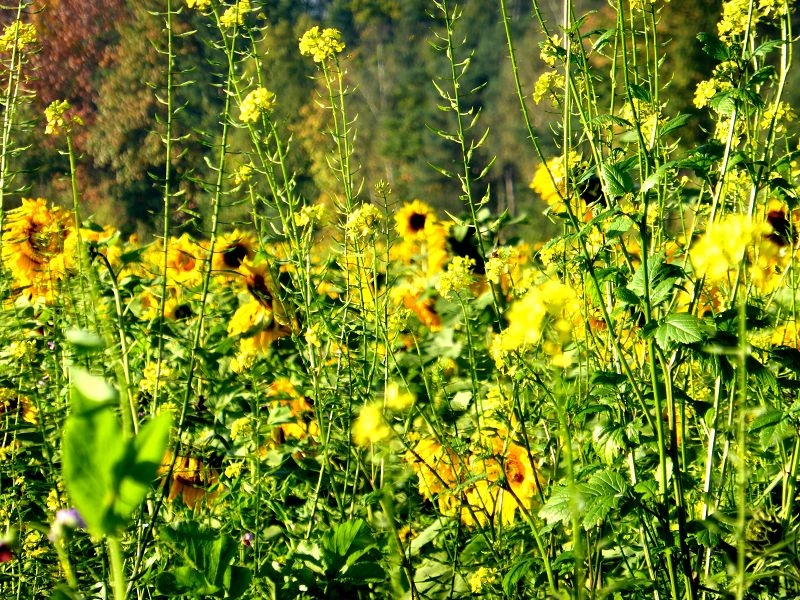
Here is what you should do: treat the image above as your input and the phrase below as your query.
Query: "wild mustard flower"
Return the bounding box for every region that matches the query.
[693,79,732,109]
[44,100,82,136]
[0,21,37,53]
[436,256,475,298]
[345,203,382,238]
[219,0,250,28]
[761,101,796,134]
[532,71,564,106]
[491,278,580,370]
[239,87,276,123]
[690,214,768,281]
[299,26,346,63]
[353,402,390,447]
[232,162,254,185]
[469,567,498,594]
[295,203,326,228]
[539,35,561,67]
[529,151,583,213]
[384,382,414,411]
[185,0,211,9]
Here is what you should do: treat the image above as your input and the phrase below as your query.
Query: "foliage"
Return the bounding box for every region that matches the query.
[1,0,800,599]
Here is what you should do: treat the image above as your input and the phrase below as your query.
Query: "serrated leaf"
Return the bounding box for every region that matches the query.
[654,313,706,349]
[539,485,572,526]
[601,163,633,197]
[615,286,641,306]
[579,470,628,529]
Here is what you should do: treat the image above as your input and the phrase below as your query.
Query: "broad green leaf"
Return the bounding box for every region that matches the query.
[697,32,730,60]
[579,470,628,529]
[62,405,125,536]
[658,113,692,138]
[65,328,104,354]
[601,163,633,198]
[654,313,706,349]
[70,367,118,412]
[114,413,172,535]
[539,485,572,527]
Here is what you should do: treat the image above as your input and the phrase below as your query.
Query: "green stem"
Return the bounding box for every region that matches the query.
[107,535,127,600]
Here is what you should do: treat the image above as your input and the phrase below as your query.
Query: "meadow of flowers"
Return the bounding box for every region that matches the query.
[1,0,800,598]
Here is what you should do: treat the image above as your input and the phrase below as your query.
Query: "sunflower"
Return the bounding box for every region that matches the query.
[164,233,205,288]
[462,435,540,527]
[394,200,437,241]
[159,452,221,509]
[1,198,71,300]
[265,378,319,444]
[405,438,464,516]
[211,230,256,274]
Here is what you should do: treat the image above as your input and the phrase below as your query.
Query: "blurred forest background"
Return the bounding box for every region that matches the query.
[3,0,798,239]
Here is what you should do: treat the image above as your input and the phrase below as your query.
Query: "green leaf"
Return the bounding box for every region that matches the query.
[62,400,126,536]
[697,32,730,61]
[579,470,628,529]
[50,585,85,600]
[654,313,706,349]
[70,367,118,412]
[114,413,172,534]
[63,375,171,537]
[601,163,633,198]
[659,113,692,138]
[65,329,104,354]
[539,485,572,527]
[503,557,536,596]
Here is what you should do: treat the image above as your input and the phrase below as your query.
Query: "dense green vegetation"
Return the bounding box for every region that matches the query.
[1,0,800,599]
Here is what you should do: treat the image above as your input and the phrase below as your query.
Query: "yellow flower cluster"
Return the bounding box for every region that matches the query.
[185,0,211,10]
[717,0,787,41]
[492,278,581,370]
[693,78,733,110]
[44,100,83,136]
[529,151,585,215]
[345,203,383,238]
[220,0,250,28]
[435,256,475,298]
[690,215,768,281]
[0,21,37,53]
[539,35,561,67]
[353,382,415,447]
[299,26,346,63]
[761,101,797,134]
[405,431,541,526]
[239,87,276,123]
[532,71,565,107]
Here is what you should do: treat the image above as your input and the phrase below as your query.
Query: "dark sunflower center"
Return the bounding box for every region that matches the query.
[223,243,249,268]
[409,212,427,232]
[248,273,273,307]
[766,210,795,247]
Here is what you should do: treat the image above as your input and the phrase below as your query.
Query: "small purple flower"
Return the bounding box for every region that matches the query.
[241,532,254,547]
[47,340,56,351]
[48,508,86,542]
